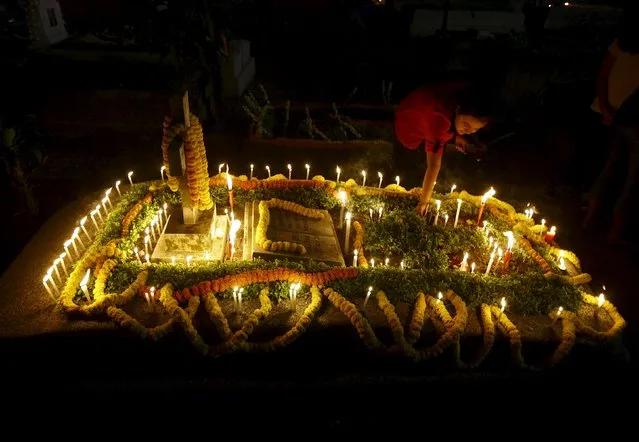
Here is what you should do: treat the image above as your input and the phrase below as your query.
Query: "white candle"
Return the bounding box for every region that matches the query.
[444,214,449,227]
[145,253,150,264]
[250,164,254,180]
[385,257,389,266]
[72,228,84,251]
[471,262,476,273]
[454,199,462,227]
[378,206,383,219]
[101,197,109,217]
[395,176,400,187]
[305,164,310,180]
[400,260,405,270]
[94,205,103,223]
[551,306,564,326]
[434,200,441,225]
[42,275,55,300]
[157,208,163,226]
[287,164,292,180]
[369,208,373,220]
[437,292,443,303]
[115,180,121,196]
[105,188,113,209]
[219,163,225,175]
[171,256,176,265]
[363,286,373,307]
[238,288,244,309]
[160,165,166,182]
[186,255,192,267]
[64,239,74,260]
[127,171,134,186]
[336,166,341,183]
[144,235,150,255]
[377,172,383,188]
[540,219,546,239]
[266,165,271,178]
[51,263,62,285]
[353,249,359,267]
[498,297,506,321]
[80,269,91,302]
[154,215,162,236]
[163,203,168,219]
[460,252,469,271]
[133,247,141,263]
[150,286,156,303]
[344,212,352,253]
[485,250,496,276]
[371,258,375,268]
[450,184,457,194]
[361,170,367,187]
[80,216,91,241]
[59,253,68,276]
[338,190,347,229]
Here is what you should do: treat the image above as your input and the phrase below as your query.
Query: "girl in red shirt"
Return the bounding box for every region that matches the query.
[395,82,491,215]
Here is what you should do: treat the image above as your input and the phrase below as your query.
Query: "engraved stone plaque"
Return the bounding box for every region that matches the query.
[151,207,228,263]
[249,200,345,266]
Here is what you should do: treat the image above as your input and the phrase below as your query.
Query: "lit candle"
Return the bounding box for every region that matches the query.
[218,163,225,175]
[145,253,150,264]
[150,286,156,304]
[133,247,141,263]
[105,188,113,209]
[337,190,347,229]
[459,252,469,272]
[42,275,55,300]
[64,239,74,260]
[72,227,84,250]
[477,187,496,225]
[363,286,373,307]
[186,255,192,267]
[266,165,271,178]
[482,220,488,232]
[227,174,234,210]
[545,226,557,244]
[59,253,68,276]
[361,170,367,187]
[144,235,150,255]
[369,208,373,220]
[79,216,91,242]
[161,165,166,182]
[454,199,462,227]
[485,250,496,276]
[344,212,352,253]
[250,164,254,180]
[385,257,389,266]
[395,175,400,187]
[377,171,383,188]
[127,171,134,187]
[551,306,564,326]
[434,200,441,225]
[238,288,244,309]
[540,219,546,239]
[147,225,155,243]
[498,297,506,321]
[115,180,121,196]
[378,206,383,219]
[233,286,239,308]
[45,268,59,294]
[80,269,92,302]
[101,197,110,216]
[353,249,359,267]
[94,204,104,223]
[503,231,514,269]
[157,208,163,227]
[371,258,375,268]
[51,262,62,285]
[287,164,292,180]
[171,256,176,265]
[163,203,168,219]
[437,292,443,303]
[144,292,151,306]
[336,166,341,183]
[400,260,405,270]
[444,214,449,227]
[450,184,457,194]
[471,262,476,273]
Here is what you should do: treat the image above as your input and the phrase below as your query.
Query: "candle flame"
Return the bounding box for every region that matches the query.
[59,252,66,259]
[550,226,556,234]
[161,166,165,172]
[557,306,563,316]
[463,252,469,261]
[395,176,400,185]
[64,239,72,248]
[336,166,341,174]
[287,164,292,171]
[503,231,515,250]
[266,165,270,171]
[116,180,121,186]
[80,269,91,287]
[127,171,133,178]
[500,297,506,312]
[481,187,496,204]
[471,262,476,273]
[186,256,192,266]
[598,293,605,307]
[361,170,366,177]
[345,211,352,221]
[305,164,310,170]
[354,249,359,256]
[73,227,80,238]
[80,216,87,226]
[603,285,606,291]
[105,187,112,196]
[367,286,373,295]
[371,259,375,267]
[400,260,405,269]
[338,190,347,204]
[437,292,443,303]
[385,257,389,266]
[436,200,441,209]
[541,219,546,226]
[457,198,462,204]
[450,184,457,193]
[377,171,383,179]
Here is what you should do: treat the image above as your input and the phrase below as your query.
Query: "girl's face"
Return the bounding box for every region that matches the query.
[455,114,489,135]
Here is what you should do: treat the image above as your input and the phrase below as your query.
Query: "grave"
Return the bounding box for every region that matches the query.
[246,200,345,266]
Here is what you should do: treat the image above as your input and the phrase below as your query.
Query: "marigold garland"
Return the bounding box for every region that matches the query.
[92,259,117,300]
[352,221,368,267]
[160,283,209,355]
[202,292,232,340]
[121,191,154,238]
[406,293,427,345]
[547,310,577,367]
[577,292,626,340]
[456,304,495,369]
[491,306,525,368]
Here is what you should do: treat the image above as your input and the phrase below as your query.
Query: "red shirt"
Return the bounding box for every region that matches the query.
[395,82,466,154]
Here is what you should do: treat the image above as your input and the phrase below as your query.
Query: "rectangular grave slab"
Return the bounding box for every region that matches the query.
[248,200,344,266]
[151,207,228,263]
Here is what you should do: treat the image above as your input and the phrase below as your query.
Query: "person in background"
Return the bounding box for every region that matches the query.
[395,82,491,216]
[584,5,639,243]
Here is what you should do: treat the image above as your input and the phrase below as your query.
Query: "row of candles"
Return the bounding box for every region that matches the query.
[132,204,170,264]
[41,172,140,300]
